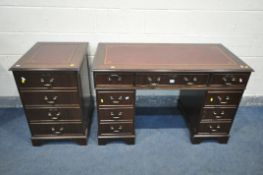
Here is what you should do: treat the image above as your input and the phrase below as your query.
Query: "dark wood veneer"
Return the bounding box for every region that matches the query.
[10,42,93,146]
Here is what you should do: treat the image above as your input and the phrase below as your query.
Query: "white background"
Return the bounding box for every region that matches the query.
[0,0,262,97]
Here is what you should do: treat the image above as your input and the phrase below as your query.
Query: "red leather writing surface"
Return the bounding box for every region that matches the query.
[105,44,235,66]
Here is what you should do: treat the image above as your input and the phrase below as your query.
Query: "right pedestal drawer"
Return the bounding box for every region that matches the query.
[197,122,232,134]
[99,122,134,135]
[205,91,243,106]
[201,107,237,121]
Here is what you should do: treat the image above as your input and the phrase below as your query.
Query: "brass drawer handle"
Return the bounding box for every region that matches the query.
[225,82,232,86]
[110,111,123,119]
[51,127,64,135]
[44,95,58,104]
[209,125,221,132]
[217,96,230,104]
[222,76,243,86]
[108,74,122,82]
[48,111,61,120]
[110,125,123,133]
[110,96,126,104]
[147,76,161,87]
[40,77,54,87]
[222,77,232,86]
[215,115,222,119]
[184,76,197,85]
[147,76,153,82]
[112,101,120,104]
[212,110,225,119]
[150,82,158,87]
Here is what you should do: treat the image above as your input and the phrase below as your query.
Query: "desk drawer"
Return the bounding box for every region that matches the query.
[95,73,134,86]
[198,122,231,134]
[97,90,135,106]
[99,122,134,135]
[210,73,249,87]
[135,73,208,87]
[20,90,80,106]
[205,91,242,106]
[202,107,236,121]
[98,107,134,121]
[25,107,81,122]
[14,71,77,89]
[30,123,85,136]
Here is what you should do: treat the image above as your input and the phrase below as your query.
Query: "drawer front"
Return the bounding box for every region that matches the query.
[14,71,77,89]
[202,107,237,121]
[135,73,208,87]
[198,122,231,134]
[20,90,80,106]
[30,123,85,136]
[25,107,81,122]
[176,74,209,86]
[97,91,135,106]
[205,91,242,106]
[99,122,134,135]
[98,107,134,121]
[95,73,134,86]
[210,73,249,87]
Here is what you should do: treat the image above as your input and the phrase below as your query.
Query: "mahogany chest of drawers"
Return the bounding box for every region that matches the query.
[93,43,253,145]
[10,42,93,146]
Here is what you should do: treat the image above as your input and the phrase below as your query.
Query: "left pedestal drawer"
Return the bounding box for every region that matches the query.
[20,90,80,106]
[13,71,77,89]
[25,107,81,122]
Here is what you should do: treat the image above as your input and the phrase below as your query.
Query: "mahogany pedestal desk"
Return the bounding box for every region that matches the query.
[93,43,253,145]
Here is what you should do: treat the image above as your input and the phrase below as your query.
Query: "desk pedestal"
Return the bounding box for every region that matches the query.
[178,90,243,144]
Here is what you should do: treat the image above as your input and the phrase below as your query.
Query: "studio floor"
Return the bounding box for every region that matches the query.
[0,106,262,175]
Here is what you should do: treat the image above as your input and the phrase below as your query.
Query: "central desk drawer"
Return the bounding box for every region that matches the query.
[98,107,134,121]
[30,123,85,136]
[135,73,208,87]
[25,107,81,122]
[205,91,242,106]
[97,90,135,106]
[95,73,134,86]
[99,122,134,135]
[13,71,77,89]
[20,90,80,106]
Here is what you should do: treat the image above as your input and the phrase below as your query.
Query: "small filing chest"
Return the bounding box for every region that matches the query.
[10,42,93,146]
